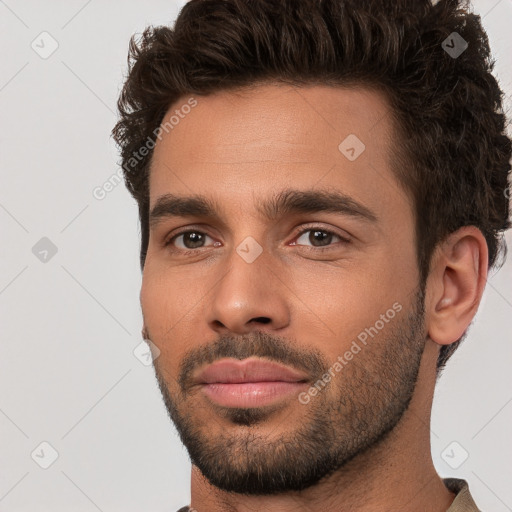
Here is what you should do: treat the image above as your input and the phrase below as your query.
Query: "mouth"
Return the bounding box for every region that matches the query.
[193,357,310,408]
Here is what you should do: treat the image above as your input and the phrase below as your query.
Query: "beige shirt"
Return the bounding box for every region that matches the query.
[445,478,482,511]
[176,477,481,511]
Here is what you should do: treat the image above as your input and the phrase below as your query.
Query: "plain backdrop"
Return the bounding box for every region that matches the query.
[0,1,511,511]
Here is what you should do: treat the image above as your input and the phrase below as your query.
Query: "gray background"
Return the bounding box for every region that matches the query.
[0,1,511,510]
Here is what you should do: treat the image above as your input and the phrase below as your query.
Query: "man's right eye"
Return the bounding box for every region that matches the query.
[165,230,217,251]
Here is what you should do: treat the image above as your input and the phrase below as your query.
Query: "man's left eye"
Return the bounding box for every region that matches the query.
[293,228,350,248]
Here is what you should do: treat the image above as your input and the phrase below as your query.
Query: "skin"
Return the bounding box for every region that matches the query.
[140,84,488,512]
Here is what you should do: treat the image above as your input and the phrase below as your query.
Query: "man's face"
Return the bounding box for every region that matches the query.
[141,84,426,494]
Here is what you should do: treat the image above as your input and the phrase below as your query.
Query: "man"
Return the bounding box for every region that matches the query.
[112,0,511,510]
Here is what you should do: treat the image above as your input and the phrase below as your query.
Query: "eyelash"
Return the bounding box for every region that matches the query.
[164,226,351,254]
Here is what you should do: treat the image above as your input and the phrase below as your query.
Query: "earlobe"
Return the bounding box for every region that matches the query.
[427,227,488,346]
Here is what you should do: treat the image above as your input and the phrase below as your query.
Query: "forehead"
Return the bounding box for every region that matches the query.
[151,84,391,162]
[148,83,402,219]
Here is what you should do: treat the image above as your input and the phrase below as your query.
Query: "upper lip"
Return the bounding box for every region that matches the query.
[193,358,310,385]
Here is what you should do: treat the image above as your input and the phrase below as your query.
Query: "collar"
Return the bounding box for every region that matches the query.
[444,478,481,511]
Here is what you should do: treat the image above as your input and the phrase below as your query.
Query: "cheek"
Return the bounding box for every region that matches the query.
[140,264,192,342]
[140,260,217,363]
[285,251,415,360]
[289,271,384,351]
[140,272,189,380]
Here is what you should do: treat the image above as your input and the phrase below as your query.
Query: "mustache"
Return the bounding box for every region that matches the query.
[177,331,329,393]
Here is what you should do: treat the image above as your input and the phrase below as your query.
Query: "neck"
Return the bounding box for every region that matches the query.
[188,339,456,512]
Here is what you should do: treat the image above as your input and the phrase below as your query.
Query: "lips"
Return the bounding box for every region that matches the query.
[193,357,309,385]
[193,358,311,408]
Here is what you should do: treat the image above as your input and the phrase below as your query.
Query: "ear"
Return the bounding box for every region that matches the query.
[425,226,488,346]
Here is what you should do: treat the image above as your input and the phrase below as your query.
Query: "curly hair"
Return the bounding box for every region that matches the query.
[111,0,511,375]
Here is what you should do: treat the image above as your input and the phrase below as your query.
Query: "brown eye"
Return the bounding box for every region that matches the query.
[166,230,215,250]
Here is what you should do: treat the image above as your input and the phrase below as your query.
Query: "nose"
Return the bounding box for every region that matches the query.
[206,249,290,335]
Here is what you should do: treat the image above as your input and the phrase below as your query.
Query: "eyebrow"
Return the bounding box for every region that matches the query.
[149,189,378,229]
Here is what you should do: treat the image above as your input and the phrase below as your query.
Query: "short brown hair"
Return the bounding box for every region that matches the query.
[112,0,511,373]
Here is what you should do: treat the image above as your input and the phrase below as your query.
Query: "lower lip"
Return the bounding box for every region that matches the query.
[200,381,308,408]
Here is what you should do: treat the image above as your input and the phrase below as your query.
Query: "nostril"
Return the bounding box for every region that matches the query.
[253,317,271,324]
